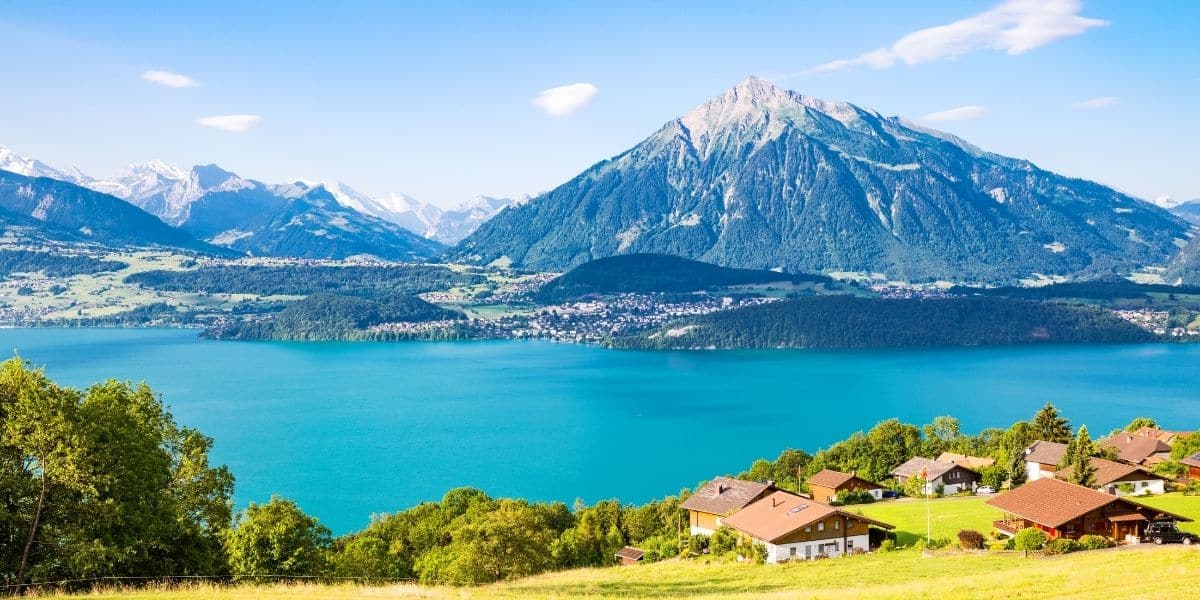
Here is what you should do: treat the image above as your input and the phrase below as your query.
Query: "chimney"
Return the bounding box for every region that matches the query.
[772,497,782,508]
[766,479,775,488]
[718,484,727,494]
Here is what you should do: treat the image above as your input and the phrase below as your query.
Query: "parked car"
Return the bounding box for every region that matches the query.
[1143,521,1198,545]
[881,490,900,499]
[976,486,996,495]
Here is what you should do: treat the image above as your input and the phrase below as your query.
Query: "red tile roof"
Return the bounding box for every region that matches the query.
[807,469,881,490]
[680,477,774,516]
[1024,441,1068,466]
[1101,433,1171,464]
[1053,457,1162,487]
[721,490,893,544]
[986,478,1191,528]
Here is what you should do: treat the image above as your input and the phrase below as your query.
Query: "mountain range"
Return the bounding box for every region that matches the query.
[456,77,1191,283]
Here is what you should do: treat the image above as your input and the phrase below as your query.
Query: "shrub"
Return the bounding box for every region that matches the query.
[829,489,876,506]
[685,534,709,557]
[735,538,766,564]
[957,530,986,550]
[878,539,896,553]
[710,527,738,555]
[1183,481,1200,496]
[1042,538,1080,555]
[1013,528,1048,552]
[1078,535,1115,550]
[640,534,681,562]
[987,541,1009,551]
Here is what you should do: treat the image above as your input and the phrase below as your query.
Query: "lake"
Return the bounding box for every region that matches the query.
[3,327,1198,533]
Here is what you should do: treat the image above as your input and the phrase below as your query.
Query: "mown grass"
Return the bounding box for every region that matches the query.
[1132,492,1200,535]
[47,546,1200,599]
[853,495,998,545]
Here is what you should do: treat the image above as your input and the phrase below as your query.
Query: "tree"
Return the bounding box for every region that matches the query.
[416,499,559,584]
[1013,528,1048,551]
[979,465,1008,490]
[1068,426,1097,488]
[1124,417,1157,432]
[1031,403,1071,443]
[225,496,331,578]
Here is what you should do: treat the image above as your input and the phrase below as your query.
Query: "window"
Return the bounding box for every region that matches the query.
[804,526,811,533]
[818,522,825,532]
[834,520,840,530]
[847,540,855,551]
[805,545,812,559]
[789,547,797,557]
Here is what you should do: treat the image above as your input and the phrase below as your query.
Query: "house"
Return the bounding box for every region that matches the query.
[1181,452,1200,480]
[720,489,894,563]
[1132,427,1189,445]
[1023,440,1069,481]
[1053,457,1167,496]
[1101,433,1172,466]
[614,546,644,565]
[806,469,885,504]
[890,457,979,495]
[986,478,1191,542]
[936,452,996,471]
[680,477,776,535]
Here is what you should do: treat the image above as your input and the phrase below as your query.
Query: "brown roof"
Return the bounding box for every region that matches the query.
[1052,457,1163,487]
[1024,441,1069,466]
[807,469,881,490]
[890,457,974,481]
[1132,427,1189,444]
[936,452,996,470]
[1101,433,1171,464]
[614,546,644,560]
[680,477,773,516]
[1182,452,1200,468]
[986,478,1192,528]
[721,490,894,544]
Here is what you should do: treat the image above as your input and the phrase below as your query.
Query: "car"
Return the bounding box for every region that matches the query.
[1143,521,1198,545]
[976,486,996,495]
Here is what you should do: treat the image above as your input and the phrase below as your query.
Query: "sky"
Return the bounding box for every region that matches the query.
[0,0,1197,208]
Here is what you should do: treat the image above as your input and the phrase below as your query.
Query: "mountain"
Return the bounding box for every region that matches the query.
[456,77,1189,283]
[1170,200,1200,225]
[426,196,516,244]
[320,181,444,236]
[0,170,224,253]
[0,145,89,184]
[1166,236,1200,285]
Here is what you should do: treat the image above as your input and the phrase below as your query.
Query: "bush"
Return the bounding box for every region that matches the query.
[710,527,738,555]
[1013,528,1048,552]
[735,538,766,564]
[1183,481,1200,496]
[685,534,709,557]
[1042,538,1080,555]
[878,539,896,553]
[829,489,876,506]
[987,541,1009,551]
[957,530,986,550]
[640,534,681,562]
[1078,535,1115,550]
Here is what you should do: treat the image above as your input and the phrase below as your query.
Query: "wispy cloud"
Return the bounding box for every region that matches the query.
[811,0,1106,73]
[1072,96,1120,109]
[142,69,198,88]
[196,114,262,132]
[921,105,990,122]
[531,83,598,116]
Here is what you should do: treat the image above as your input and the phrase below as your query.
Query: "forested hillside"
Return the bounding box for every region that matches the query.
[0,249,126,277]
[619,296,1154,349]
[205,293,464,340]
[126,264,482,298]
[534,254,828,303]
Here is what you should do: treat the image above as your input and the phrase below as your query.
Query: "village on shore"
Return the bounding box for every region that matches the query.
[615,425,1200,565]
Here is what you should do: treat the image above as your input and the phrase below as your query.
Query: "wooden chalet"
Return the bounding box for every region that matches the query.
[986,478,1191,542]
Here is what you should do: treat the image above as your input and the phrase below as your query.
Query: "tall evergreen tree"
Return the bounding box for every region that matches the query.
[1031,403,1072,443]
[1068,426,1097,488]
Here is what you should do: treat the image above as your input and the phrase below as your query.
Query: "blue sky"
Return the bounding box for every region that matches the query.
[0,1,1196,207]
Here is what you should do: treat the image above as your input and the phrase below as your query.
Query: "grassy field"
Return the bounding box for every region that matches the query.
[854,495,998,545]
[45,546,1200,599]
[1132,493,1200,535]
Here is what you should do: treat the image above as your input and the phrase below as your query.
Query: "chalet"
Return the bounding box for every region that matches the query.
[1101,433,1171,467]
[806,469,885,504]
[1053,457,1166,496]
[891,457,979,495]
[1023,440,1069,481]
[936,452,996,470]
[1132,427,1189,445]
[680,477,775,535]
[721,490,894,563]
[614,546,644,565]
[987,478,1191,543]
[1182,452,1200,480]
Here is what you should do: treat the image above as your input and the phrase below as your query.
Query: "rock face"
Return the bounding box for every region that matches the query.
[456,77,1188,283]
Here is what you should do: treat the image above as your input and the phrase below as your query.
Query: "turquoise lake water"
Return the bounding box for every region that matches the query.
[2,327,1198,533]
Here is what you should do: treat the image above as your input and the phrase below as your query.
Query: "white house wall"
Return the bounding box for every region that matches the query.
[762,533,870,563]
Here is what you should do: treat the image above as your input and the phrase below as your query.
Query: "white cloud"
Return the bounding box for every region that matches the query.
[142,69,198,88]
[531,83,598,116]
[196,114,262,132]
[921,105,990,122]
[1072,96,1120,109]
[812,0,1106,73]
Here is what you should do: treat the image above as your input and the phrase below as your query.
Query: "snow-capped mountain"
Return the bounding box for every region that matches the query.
[456,76,1189,283]
[89,162,256,226]
[425,196,517,244]
[0,145,89,184]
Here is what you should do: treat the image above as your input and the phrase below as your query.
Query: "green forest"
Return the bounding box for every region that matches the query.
[0,250,127,278]
[205,293,465,341]
[125,264,482,299]
[534,254,830,304]
[618,296,1154,349]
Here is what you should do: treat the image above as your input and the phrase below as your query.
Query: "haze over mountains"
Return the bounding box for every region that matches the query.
[457,77,1191,283]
